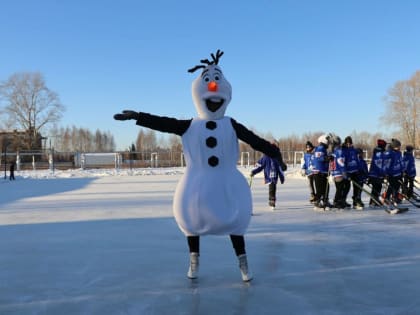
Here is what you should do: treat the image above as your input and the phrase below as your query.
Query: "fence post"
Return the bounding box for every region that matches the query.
[16,151,20,171]
[151,152,158,168]
[241,152,250,167]
[49,150,53,171]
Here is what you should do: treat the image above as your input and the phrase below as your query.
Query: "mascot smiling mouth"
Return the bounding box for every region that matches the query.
[205,98,224,112]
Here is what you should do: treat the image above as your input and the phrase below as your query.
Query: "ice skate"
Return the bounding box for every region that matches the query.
[309,193,316,204]
[333,201,345,210]
[187,252,199,279]
[324,200,333,211]
[353,199,364,210]
[238,254,253,282]
[313,200,325,211]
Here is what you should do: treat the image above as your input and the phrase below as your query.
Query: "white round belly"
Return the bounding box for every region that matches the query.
[173,168,252,235]
[172,117,253,236]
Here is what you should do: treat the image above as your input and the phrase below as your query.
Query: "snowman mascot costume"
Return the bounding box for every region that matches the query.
[114,50,285,282]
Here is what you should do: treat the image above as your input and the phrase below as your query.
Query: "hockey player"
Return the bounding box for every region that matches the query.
[342,136,363,209]
[329,136,348,209]
[357,149,368,181]
[354,148,368,207]
[312,134,332,210]
[402,145,416,199]
[114,50,285,282]
[385,139,405,205]
[301,141,316,203]
[367,139,388,207]
[250,143,285,210]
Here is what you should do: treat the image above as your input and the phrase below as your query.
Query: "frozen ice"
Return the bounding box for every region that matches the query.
[1,167,420,314]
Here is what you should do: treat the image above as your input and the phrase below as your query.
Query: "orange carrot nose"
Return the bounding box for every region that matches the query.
[208,81,218,92]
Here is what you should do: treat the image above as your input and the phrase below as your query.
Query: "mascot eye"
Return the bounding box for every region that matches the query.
[203,75,210,82]
[214,75,220,81]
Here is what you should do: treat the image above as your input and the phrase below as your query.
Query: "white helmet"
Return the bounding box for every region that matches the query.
[318,134,329,145]
[330,134,341,146]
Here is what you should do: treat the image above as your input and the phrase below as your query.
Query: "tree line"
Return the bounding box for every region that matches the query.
[49,126,115,152]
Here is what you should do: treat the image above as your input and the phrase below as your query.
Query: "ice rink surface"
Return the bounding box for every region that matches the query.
[1,168,420,315]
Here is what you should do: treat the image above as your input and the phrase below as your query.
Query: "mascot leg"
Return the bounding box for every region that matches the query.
[187,236,200,279]
[230,235,253,282]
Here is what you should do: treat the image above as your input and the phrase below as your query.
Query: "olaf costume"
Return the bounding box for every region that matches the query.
[114,50,283,282]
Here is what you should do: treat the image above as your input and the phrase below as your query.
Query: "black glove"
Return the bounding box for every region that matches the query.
[114,110,140,121]
[280,162,287,171]
[275,152,287,171]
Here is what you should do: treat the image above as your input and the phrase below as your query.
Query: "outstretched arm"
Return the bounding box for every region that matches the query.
[114,110,192,136]
[231,118,287,170]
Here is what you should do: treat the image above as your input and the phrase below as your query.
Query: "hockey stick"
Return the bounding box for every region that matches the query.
[375,180,410,213]
[404,178,420,199]
[248,176,255,215]
[412,179,420,192]
[379,179,412,212]
[410,189,420,201]
[352,180,408,214]
[397,180,420,208]
[324,171,330,207]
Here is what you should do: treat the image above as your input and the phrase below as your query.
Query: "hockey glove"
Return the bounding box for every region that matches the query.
[281,163,287,171]
[279,172,285,184]
[114,110,140,121]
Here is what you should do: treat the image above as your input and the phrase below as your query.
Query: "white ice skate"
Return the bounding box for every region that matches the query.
[187,252,199,279]
[238,254,253,282]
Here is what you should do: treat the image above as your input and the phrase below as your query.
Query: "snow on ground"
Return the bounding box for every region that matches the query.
[1,167,420,315]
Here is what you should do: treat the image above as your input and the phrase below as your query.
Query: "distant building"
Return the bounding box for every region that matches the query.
[0,128,44,152]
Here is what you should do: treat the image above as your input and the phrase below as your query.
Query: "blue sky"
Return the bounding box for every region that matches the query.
[1,0,420,150]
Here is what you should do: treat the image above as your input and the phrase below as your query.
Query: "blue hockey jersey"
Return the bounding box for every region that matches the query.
[329,146,346,178]
[301,152,315,176]
[312,144,329,174]
[251,155,285,184]
[403,151,416,177]
[343,146,359,174]
[368,147,388,178]
[387,149,404,177]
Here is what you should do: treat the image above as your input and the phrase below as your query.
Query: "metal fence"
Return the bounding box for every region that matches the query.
[0,150,301,171]
[2,149,419,171]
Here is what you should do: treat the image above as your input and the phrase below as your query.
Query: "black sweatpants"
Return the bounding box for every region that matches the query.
[269,182,277,205]
[402,175,415,199]
[369,176,383,205]
[386,175,403,201]
[313,172,329,203]
[333,179,347,205]
[187,235,246,256]
[307,175,316,199]
[344,172,362,202]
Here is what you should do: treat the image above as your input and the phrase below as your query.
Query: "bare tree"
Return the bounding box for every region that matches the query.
[49,125,115,152]
[382,70,420,147]
[94,129,104,152]
[136,128,157,154]
[0,72,65,149]
[168,134,182,152]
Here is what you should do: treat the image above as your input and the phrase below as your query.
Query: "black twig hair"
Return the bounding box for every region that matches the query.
[188,50,224,73]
